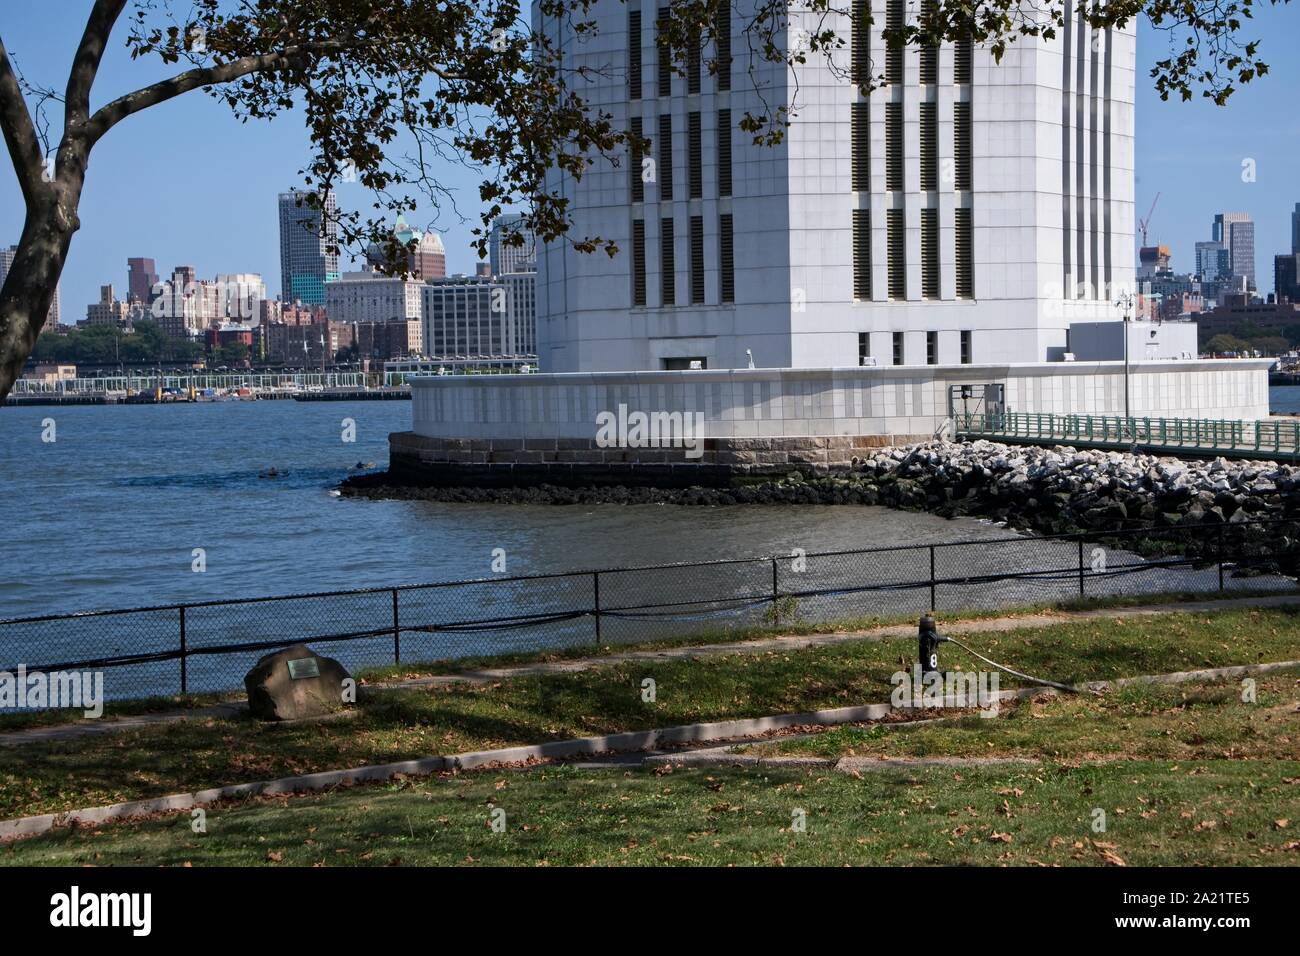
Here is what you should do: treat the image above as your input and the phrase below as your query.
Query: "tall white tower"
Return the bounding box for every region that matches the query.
[534,0,1136,371]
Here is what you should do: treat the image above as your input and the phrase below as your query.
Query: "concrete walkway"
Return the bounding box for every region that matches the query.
[3,591,1296,748]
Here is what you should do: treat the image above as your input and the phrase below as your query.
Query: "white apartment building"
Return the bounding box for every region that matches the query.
[534,0,1136,371]
[325,272,424,325]
[422,274,538,359]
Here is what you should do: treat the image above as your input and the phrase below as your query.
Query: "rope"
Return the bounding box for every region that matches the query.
[941,634,1089,695]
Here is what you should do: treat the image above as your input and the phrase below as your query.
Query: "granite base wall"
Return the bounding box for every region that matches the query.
[388,431,931,488]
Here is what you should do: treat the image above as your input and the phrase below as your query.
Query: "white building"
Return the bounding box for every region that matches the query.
[325,272,423,325]
[489,214,538,275]
[422,274,537,359]
[535,0,1136,372]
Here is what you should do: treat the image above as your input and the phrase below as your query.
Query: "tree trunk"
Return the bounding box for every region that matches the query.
[0,200,76,401]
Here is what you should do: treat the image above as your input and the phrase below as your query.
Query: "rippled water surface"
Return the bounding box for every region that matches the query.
[0,400,1013,619]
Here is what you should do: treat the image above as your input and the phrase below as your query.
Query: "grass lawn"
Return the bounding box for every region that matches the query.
[1,607,1299,822]
[742,670,1300,761]
[3,760,1298,866]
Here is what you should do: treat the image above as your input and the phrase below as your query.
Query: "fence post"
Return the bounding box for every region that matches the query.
[771,557,780,623]
[929,546,937,611]
[178,605,187,695]
[391,588,401,664]
[593,571,602,646]
[1218,524,1225,591]
[1078,538,1086,597]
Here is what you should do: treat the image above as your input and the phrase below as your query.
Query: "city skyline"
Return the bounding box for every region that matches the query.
[2,7,1299,323]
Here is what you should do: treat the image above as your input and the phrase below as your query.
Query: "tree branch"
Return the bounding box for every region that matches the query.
[64,0,128,128]
[83,38,401,145]
[0,35,46,205]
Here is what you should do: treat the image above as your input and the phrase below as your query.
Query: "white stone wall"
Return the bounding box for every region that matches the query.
[411,360,1271,441]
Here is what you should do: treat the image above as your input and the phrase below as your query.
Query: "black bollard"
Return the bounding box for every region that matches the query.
[919,613,942,677]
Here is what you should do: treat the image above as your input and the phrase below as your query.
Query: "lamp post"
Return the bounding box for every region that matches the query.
[1115,291,1135,441]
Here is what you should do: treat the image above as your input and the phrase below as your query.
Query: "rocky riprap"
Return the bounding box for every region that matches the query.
[853,440,1300,532]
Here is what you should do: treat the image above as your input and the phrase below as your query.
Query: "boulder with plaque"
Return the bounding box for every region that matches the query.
[244,644,352,721]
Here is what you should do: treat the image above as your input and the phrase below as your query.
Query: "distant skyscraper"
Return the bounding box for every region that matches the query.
[278,189,340,306]
[1292,203,1300,255]
[1195,241,1229,281]
[1275,254,1300,304]
[1212,212,1255,288]
[127,257,158,304]
[488,214,537,275]
[0,244,60,332]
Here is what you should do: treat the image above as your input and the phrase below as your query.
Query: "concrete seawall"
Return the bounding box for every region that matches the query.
[389,360,1271,487]
[388,431,931,487]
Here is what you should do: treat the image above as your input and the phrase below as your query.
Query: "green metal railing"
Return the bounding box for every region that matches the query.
[955,411,1300,459]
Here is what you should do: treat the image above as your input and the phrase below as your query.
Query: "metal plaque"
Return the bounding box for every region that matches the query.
[287,657,321,680]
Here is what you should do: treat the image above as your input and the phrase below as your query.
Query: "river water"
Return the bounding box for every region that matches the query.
[0,399,1016,620]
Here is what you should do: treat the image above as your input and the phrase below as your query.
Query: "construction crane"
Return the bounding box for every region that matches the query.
[1138,192,1161,247]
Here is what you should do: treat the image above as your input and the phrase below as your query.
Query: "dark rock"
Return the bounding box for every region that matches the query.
[244,644,352,721]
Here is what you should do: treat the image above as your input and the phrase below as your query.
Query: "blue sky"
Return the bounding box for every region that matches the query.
[2,3,1299,319]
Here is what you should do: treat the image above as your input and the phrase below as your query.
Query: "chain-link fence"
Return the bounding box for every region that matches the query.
[4,519,1298,704]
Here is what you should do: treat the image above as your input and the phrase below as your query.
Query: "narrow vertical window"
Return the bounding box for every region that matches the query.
[715,4,731,91]
[661,217,675,306]
[717,109,732,196]
[892,331,904,366]
[657,7,672,97]
[658,114,674,200]
[960,329,972,364]
[858,332,871,365]
[630,116,644,202]
[852,209,872,300]
[689,215,705,303]
[920,0,938,87]
[920,102,937,191]
[632,219,646,305]
[886,0,904,85]
[921,208,939,299]
[687,33,701,94]
[887,208,906,300]
[920,46,938,84]
[926,330,938,365]
[886,103,903,191]
[954,101,972,191]
[955,37,973,84]
[629,10,642,99]
[955,207,974,299]
[851,101,870,192]
[851,0,870,87]
[688,111,702,199]
[719,213,734,303]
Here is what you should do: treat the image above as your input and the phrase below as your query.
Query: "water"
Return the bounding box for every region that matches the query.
[1269,385,1300,415]
[0,400,1010,620]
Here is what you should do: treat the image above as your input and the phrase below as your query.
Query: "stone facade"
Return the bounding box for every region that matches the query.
[389,431,930,487]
